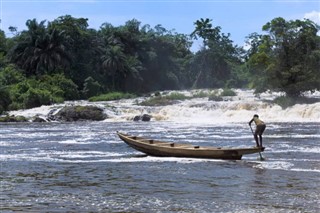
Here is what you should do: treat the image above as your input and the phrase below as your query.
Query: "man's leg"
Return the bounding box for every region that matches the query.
[259,135,262,147]
[254,134,259,147]
[257,124,266,147]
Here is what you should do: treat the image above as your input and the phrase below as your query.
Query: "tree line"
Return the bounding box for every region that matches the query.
[1,15,319,113]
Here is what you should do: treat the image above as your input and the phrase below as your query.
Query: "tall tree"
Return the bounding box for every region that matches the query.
[0,30,8,68]
[101,42,128,91]
[0,30,7,54]
[190,18,241,88]
[246,17,320,97]
[48,15,95,87]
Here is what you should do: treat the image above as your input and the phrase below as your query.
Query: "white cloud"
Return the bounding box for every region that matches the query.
[304,11,320,25]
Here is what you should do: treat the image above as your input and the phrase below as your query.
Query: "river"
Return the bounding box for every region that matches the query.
[1,90,320,212]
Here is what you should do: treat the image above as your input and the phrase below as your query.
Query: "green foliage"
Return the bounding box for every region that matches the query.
[207,89,236,101]
[8,19,72,76]
[166,92,189,100]
[21,88,52,109]
[0,52,6,69]
[0,64,25,86]
[191,90,211,98]
[190,18,242,88]
[139,92,189,106]
[8,79,55,110]
[220,88,236,96]
[5,73,77,110]
[0,30,8,69]
[139,96,173,106]
[1,15,319,112]
[0,115,28,122]
[0,87,11,114]
[246,18,320,97]
[0,30,7,53]
[39,74,79,100]
[0,65,25,111]
[82,76,102,98]
[88,92,136,102]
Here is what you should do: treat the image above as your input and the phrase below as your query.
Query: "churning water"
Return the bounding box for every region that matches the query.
[1,90,320,212]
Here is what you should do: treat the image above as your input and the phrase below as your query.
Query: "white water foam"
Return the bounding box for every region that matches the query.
[253,161,294,170]
[251,160,320,173]
[7,89,320,124]
[0,150,127,162]
[270,147,320,153]
[290,168,320,173]
[0,141,17,147]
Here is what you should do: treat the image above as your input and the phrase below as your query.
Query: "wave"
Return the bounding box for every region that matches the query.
[252,161,320,173]
[269,147,320,153]
[0,150,130,162]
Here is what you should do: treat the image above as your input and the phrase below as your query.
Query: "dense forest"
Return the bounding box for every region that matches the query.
[0,15,319,114]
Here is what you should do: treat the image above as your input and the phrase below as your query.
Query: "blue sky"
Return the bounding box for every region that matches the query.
[1,0,319,49]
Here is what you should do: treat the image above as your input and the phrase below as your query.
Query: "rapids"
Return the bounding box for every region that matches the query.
[8,89,320,124]
[1,89,320,212]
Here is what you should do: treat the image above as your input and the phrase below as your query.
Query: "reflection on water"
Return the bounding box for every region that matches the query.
[0,121,320,212]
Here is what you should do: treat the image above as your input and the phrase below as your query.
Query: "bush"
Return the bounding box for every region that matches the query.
[139,96,174,106]
[8,102,24,110]
[82,76,102,98]
[8,78,65,109]
[166,92,189,100]
[0,64,25,86]
[139,92,189,106]
[220,88,237,96]
[0,87,11,114]
[192,90,211,98]
[0,115,28,122]
[89,92,136,102]
[21,88,52,109]
[9,81,30,104]
[39,74,79,100]
[6,74,79,110]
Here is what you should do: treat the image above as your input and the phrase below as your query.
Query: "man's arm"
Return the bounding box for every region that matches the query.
[248,118,254,125]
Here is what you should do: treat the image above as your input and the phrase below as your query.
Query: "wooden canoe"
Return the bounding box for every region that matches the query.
[117,132,265,160]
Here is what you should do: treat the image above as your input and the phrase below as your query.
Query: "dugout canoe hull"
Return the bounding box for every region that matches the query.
[117,132,264,160]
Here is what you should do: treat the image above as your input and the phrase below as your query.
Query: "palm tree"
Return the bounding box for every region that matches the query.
[33,28,72,74]
[101,41,128,90]
[9,19,72,76]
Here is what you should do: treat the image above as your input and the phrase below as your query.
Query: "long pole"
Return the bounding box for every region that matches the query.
[249,125,264,161]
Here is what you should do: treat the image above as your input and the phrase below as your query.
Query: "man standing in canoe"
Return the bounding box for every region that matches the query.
[249,114,266,147]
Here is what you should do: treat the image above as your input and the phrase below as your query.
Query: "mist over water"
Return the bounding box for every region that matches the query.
[1,89,320,212]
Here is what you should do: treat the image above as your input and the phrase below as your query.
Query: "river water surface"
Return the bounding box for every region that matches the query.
[1,120,319,212]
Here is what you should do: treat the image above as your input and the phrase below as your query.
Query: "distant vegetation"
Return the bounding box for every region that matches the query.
[139,92,190,106]
[89,92,136,102]
[1,15,319,114]
[220,88,237,97]
[140,89,237,106]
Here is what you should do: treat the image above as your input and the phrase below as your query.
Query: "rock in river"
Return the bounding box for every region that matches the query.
[133,114,152,122]
[54,106,107,121]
